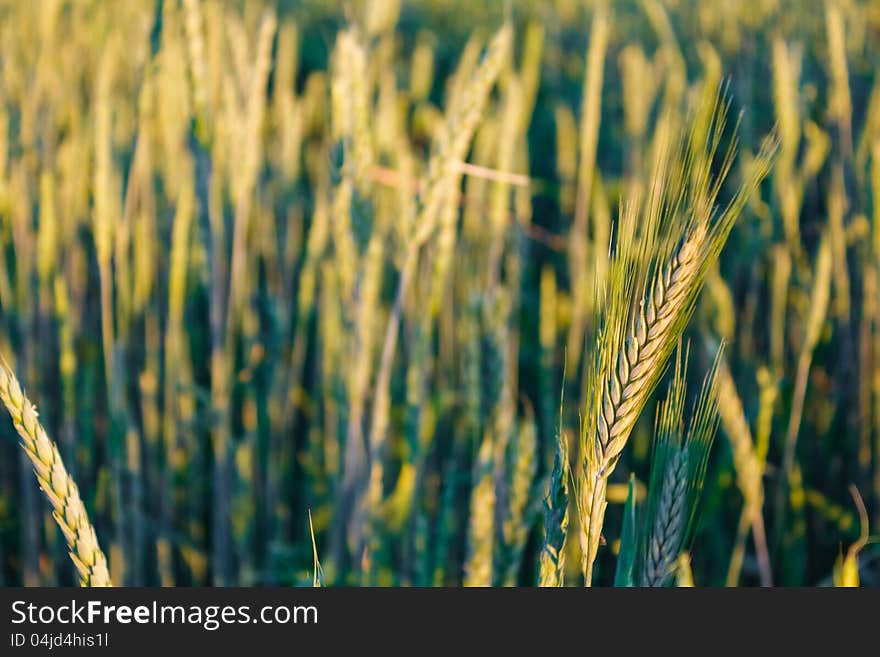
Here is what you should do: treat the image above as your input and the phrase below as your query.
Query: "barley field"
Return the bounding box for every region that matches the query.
[0,0,878,587]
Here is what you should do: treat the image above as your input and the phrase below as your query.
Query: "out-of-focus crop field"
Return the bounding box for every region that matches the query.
[0,0,879,587]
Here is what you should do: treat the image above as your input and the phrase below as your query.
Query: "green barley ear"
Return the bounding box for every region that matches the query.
[639,343,722,587]
[0,354,112,586]
[539,381,570,587]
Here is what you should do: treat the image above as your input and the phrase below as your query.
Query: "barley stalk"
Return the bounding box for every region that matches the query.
[777,234,833,523]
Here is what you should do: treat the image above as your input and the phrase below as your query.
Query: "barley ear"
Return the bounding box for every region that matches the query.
[639,343,722,587]
[0,355,112,587]
[538,427,570,587]
[540,363,571,587]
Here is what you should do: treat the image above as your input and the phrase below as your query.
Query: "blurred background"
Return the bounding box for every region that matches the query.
[0,0,878,586]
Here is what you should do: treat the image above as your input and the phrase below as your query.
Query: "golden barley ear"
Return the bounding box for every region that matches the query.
[0,355,112,587]
[575,89,777,585]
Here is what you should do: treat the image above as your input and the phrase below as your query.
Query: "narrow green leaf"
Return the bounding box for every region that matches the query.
[614,474,638,587]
